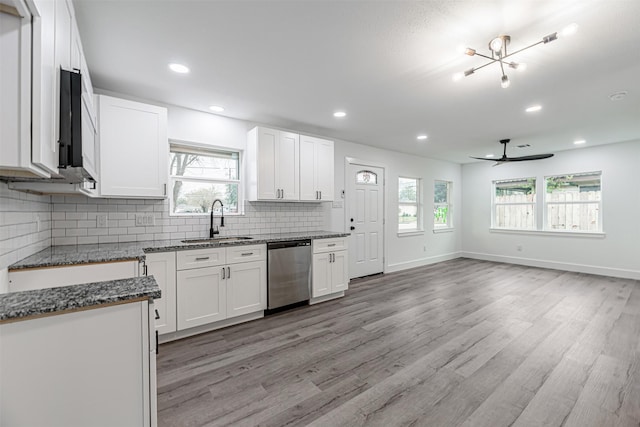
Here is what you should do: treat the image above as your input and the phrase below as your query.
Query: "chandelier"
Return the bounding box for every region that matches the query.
[454,24,578,88]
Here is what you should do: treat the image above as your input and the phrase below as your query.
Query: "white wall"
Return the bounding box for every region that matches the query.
[327,139,462,273]
[461,139,640,279]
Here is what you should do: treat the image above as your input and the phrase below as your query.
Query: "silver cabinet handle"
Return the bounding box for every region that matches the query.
[241,252,254,256]
[319,191,322,200]
[195,256,210,261]
[222,267,226,279]
[316,191,319,200]
[227,266,231,278]
[327,243,336,247]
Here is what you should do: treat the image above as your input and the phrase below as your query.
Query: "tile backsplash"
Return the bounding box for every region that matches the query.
[50,196,326,246]
[0,182,52,270]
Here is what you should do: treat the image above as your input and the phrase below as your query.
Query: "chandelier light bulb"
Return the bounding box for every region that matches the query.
[452,72,464,82]
[489,37,503,53]
[561,23,579,37]
[501,75,510,88]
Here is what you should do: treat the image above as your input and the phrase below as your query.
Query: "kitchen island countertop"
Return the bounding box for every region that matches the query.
[0,275,161,323]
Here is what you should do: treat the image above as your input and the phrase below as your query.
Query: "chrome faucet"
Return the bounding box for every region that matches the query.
[209,199,225,238]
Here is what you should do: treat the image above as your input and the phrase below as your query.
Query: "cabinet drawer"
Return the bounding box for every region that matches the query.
[313,238,347,254]
[177,248,225,270]
[226,244,266,264]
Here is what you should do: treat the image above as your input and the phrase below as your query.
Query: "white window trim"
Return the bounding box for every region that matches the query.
[492,177,537,230]
[434,180,453,230]
[542,171,603,233]
[168,142,244,217]
[398,176,423,234]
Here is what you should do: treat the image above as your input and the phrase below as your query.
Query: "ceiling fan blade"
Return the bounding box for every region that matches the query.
[470,156,500,161]
[505,153,554,161]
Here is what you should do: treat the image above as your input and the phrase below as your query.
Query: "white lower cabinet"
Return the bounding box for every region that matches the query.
[312,238,349,298]
[177,266,226,329]
[175,244,266,333]
[145,252,177,335]
[227,260,266,318]
[0,300,157,427]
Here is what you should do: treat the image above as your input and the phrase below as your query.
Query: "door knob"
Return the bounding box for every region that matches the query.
[350,226,355,230]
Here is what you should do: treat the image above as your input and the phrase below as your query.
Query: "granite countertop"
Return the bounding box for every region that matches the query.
[0,275,161,323]
[9,231,350,270]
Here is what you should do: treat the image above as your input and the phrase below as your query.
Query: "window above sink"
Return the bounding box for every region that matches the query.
[169,142,242,216]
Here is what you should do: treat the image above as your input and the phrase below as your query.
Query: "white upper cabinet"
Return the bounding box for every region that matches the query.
[247,127,299,201]
[300,135,334,201]
[0,0,49,178]
[2,0,97,179]
[97,95,168,198]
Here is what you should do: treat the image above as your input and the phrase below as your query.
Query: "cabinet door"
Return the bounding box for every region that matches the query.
[315,139,334,201]
[98,95,168,198]
[331,250,349,293]
[146,252,177,335]
[312,253,331,298]
[277,131,299,200]
[227,260,266,318]
[299,135,317,201]
[80,91,98,181]
[30,0,58,175]
[177,266,226,330]
[256,127,278,200]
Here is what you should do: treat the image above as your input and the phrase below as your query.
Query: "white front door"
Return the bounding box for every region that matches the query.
[347,163,384,278]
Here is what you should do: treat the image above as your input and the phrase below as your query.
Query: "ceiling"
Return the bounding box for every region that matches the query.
[73,0,640,164]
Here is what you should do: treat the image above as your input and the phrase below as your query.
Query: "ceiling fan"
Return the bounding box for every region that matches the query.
[471,139,554,164]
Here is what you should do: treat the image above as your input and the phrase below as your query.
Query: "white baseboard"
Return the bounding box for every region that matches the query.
[461,251,640,280]
[386,252,462,273]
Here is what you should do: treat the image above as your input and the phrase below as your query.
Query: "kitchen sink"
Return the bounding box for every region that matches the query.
[181,236,253,244]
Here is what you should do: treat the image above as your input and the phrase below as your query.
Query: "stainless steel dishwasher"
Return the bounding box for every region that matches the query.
[267,240,311,310]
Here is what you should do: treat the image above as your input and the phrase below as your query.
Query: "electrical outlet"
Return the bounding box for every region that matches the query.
[97,214,108,228]
[135,213,155,226]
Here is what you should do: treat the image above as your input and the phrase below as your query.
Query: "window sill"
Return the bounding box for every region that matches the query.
[397,230,424,237]
[489,228,605,238]
[433,227,455,234]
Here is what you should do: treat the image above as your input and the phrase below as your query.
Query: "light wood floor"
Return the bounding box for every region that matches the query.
[157,258,640,427]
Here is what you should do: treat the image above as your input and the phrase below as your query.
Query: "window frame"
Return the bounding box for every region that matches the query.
[543,171,602,233]
[433,180,452,230]
[492,177,537,230]
[168,142,243,217]
[398,176,423,234]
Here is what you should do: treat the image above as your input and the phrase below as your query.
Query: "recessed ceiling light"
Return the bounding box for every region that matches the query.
[169,63,190,74]
[574,139,586,145]
[209,105,225,113]
[485,154,494,158]
[525,105,542,113]
[609,91,627,101]
[417,135,428,140]
[333,111,346,118]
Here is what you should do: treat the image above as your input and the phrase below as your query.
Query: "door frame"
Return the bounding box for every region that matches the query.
[344,157,387,276]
